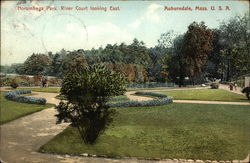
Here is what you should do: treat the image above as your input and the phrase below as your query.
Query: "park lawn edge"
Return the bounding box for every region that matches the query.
[133,93,248,102]
[0,97,55,125]
[1,103,55,125]
[132,89,248,102]
[39,103,249,161]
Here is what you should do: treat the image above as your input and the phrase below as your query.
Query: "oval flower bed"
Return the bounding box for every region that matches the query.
[4,89,46,105]
[107,91,172,107]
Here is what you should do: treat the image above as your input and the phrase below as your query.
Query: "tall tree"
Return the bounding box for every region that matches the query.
[168,35,187,87]
[22,53,52,75]
[183,21,213,84]
[218,14,250,81]
[126,39,152,69]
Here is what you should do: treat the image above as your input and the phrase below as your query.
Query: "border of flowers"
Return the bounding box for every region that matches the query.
[4,89,46,105]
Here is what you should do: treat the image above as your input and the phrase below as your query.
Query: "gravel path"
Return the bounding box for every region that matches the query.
[0,88,249,163]
[126,89,250,105]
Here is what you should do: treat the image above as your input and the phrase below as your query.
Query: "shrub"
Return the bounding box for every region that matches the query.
[55,65,126,144]
[210,83,219,89]
[241,87,250,100]
[0,77,12,86]
[10,79,19,89]
[4,89,46,105]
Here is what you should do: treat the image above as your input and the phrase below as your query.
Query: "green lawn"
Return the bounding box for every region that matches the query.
[40,103,249,160]
[109,95,129,102]
[0,92,54,124]
[23,87,61,93]
[155,89,248,102]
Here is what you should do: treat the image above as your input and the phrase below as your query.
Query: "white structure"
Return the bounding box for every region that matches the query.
[245,77,250,87]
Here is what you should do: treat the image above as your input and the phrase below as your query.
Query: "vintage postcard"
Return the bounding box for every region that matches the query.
[1,0,249,163]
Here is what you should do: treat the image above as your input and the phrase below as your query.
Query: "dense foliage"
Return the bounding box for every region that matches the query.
[183,22,213,85]
[10,79,19,89]
[4,90,46,104]
[1,14,249,86]
[0,76,62,87]
[55,64,126,144]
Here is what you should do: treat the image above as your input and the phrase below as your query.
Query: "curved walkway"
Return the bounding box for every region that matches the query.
[0,91,178,163]
[126,90,250,106]
[1,89,249,163]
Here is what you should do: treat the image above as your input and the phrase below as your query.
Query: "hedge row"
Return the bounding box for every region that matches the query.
[134,91,167,98]
[4,89,46,105]
[107,92,172,107]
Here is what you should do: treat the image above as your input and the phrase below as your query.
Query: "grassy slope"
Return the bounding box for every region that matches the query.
[156,89,248,102]
[0,92,54,124]
[40,103,249,160]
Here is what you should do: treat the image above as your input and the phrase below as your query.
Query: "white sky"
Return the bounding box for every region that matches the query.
[1,0,249,65]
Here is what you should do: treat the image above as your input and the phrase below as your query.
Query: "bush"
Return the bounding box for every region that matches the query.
[210,83,219,89]
[4,89,46,105]
[55,65,126,144]
[10,79,19,89]
[242,87,250,100]
[0,77,12,87]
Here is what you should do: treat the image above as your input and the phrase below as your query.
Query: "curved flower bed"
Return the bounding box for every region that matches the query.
[4,89,46,105]
[134,91,167,98]
[107,92,172,107]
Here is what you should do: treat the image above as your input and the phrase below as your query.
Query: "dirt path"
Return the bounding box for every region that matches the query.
[125,91,152,101]
[126,90,249,105]
[219,84,245,95]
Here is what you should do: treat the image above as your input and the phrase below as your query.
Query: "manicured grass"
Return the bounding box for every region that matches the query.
[156,89,248,102]
[0,92,54,124]
[109,95,129,102]
[24,87,61,93]
[40,103,249,160]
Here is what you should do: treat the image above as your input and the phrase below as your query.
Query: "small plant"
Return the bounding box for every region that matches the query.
[10,79,19,89]
[210,83,219,89]
[55,64,126,144]
[241,87,250,100]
